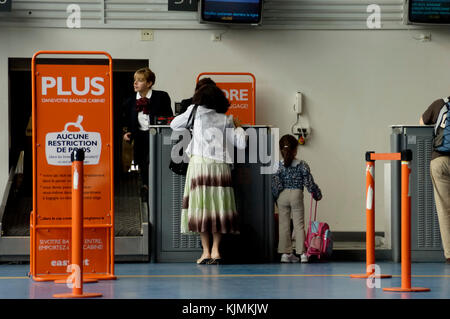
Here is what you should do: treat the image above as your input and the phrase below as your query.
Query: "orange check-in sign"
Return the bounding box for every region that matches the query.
[197,73,256,125]
[31,52,115,281]
[217,82,255,125]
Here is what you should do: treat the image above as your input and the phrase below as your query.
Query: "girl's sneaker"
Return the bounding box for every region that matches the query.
[300,253,308,263]
[280,253,299,263]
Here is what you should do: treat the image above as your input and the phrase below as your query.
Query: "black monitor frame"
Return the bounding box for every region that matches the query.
[406,0,450,25]
[199,0,263,25]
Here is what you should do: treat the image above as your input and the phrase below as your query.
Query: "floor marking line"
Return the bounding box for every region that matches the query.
[115,274,450,279]
[1,274,450,280]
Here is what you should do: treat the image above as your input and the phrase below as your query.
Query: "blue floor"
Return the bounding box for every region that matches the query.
[0,262,449,299]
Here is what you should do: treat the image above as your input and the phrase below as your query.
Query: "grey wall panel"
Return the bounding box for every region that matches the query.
[0,0,415,30]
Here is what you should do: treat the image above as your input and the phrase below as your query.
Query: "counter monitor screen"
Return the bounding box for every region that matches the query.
[408,0,450,24]
[200,0,263,25]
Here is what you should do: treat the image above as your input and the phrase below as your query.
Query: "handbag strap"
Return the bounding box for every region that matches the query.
[186,104,199,130]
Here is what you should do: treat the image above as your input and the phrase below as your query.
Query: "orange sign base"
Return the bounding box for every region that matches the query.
[350,274,392,279]
[54,278,98,284]
[53,292,103,299]
[32,273,117,282]
[383,287,430,293]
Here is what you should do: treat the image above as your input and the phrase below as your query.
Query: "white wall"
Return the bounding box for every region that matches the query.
[1,26,450,232]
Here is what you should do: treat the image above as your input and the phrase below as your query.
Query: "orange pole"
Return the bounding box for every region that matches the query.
[366,160,375,274]
[401,160,411,289]
[53,150,102,298]
[72,155,84,296]
[351,152,391,279]
[108,57,115,277]
[383,150,429,293]
[31,53,38,278]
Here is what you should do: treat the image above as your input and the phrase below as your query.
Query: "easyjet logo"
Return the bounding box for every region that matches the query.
[42,76,105,96]
[51,259,90,267]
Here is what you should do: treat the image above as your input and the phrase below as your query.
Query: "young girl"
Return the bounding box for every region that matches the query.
[272,134,322,263]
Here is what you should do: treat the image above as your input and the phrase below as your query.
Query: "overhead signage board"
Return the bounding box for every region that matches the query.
[0,0,12,12]
[168,0,198,11]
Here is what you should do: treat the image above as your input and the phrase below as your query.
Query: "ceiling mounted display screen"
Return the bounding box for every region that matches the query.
[200,0,263,25]
[408,0,450,24]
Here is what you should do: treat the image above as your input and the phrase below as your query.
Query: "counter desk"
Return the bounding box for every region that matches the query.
[148,125,277,263]
[390,125,444,262]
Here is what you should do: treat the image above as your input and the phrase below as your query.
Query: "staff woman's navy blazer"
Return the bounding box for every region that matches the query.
[123,90,173,137]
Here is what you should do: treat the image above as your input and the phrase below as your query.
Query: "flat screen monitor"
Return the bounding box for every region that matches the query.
[407,0,450,24]
[199,0,263,25]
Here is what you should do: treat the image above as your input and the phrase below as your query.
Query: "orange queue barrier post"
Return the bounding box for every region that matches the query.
[54,149,102,298]
[350,151,392,280]
[383,151,430,293]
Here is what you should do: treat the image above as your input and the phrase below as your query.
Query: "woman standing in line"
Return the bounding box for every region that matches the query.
[170,84,247,264]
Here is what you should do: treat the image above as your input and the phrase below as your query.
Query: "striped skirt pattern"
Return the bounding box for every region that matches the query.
[181,155,239,235]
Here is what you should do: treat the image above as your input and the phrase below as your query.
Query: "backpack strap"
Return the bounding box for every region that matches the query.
[435,100,449,135]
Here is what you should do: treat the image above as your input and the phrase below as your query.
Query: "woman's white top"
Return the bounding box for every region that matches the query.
[170,104,248,163]
[137,90,152,131]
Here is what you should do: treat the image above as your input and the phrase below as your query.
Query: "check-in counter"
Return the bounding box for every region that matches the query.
[391,125,444,262]
[148,125,277,263]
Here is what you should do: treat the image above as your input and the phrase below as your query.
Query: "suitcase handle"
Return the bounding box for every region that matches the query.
[308,195,318,228]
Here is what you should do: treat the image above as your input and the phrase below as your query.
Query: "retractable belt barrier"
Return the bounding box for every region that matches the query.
[350,150,430,293]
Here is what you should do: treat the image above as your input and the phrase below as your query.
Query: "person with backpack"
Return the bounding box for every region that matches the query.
[272,134,322,263]
[420,98,450,264]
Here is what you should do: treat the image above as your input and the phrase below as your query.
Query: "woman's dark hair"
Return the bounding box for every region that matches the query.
[279,134,299,167]
[195,77,216,91]
[192,84,230,114]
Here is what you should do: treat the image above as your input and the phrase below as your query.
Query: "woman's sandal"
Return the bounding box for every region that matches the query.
[196,258,211,265]
[207,258,222,265]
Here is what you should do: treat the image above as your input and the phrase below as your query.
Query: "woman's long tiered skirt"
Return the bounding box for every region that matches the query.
[181,155,239,235]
